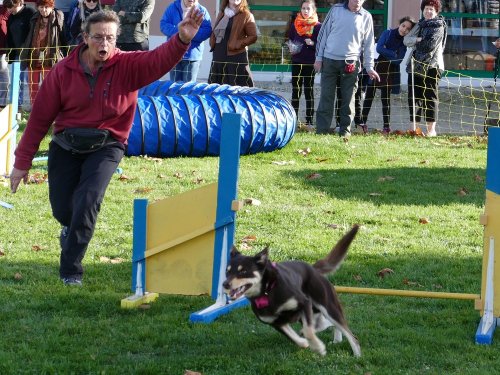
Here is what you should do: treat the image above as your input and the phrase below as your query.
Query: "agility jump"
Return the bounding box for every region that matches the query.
[334,129,500,344]
[121,113,248,322]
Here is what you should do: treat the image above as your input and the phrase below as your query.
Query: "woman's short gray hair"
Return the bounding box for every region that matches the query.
[83,10,121,35]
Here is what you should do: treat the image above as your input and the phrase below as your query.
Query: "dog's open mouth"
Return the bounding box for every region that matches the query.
[228,284,251,299]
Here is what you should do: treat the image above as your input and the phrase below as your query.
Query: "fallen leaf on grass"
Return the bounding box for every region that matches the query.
[420,160,429,164]
[14,272,22,280]
[134,187,152,194]
[138,304,151,310]
[193,177,205,184]
[0,249,5,256]
[316,157,329,163]
[100,256,125,264]
[173,172,183,179]
[28,172,48,184]
[433,284,443,289]
[297,147,312,156]
[377,176,395,182]
[272,160,295,166]
[353,274,363,282]
[31,245,43,252]
[403,278,423,287]
[184,371,203,375]
[457,187,468,196]
[407,128,424,137]
[239,242,252,250]
[118,174,132,181]
[243,198,261,206]
[241,235,257,243]
[419,217,430,224]
[377,268,394,278]
[474,174,483,182]
[306,172,322,180]
[368,192,382,197]
[142,156,163,163]
[327,223,341,229]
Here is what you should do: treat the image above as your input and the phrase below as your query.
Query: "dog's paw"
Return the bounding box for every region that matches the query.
[296,337,309,348]
[333,329,343,344]
[310,340,326,356]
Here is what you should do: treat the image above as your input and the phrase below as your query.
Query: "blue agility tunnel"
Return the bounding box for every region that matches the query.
[126,81,296,157]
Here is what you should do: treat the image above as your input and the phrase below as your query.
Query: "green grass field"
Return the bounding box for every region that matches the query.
[1,130,498,374]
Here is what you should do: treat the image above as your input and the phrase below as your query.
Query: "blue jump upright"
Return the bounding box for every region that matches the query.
[189,113,249,323]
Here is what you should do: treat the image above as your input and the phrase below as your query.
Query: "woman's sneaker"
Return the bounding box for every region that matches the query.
[382,127,391,134]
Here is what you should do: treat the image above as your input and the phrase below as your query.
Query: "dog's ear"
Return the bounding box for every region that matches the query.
[230,245,240,258]
[255,246,269,266]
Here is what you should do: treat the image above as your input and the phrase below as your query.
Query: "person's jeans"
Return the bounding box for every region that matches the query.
[316,58,359,136]
[48,141,125,279]
[169,60,201,82]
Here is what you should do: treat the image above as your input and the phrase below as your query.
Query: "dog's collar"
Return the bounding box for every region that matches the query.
[254,262,277,309]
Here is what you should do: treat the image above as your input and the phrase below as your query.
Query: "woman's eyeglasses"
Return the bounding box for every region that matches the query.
[85,0,99,3]
[89,35,117,44]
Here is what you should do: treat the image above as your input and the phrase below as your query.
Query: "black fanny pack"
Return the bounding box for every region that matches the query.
[52,128,117,154]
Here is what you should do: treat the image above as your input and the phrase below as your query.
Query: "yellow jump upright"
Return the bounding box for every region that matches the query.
[476,127,500,344]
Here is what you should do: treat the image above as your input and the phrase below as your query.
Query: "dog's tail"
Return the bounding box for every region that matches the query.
[313,224,359,275]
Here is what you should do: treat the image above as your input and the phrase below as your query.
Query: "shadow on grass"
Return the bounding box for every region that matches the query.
[286,166,485,206]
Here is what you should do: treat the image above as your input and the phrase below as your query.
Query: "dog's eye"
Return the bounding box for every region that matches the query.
[237,265,243,272]
[226,265,231,272]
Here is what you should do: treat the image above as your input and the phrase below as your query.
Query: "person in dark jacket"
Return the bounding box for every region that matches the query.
[286,0,321,127]
[360,16,415,134]
[10,9,204,286]
[404,0,447,137]
[4,0,35,61]
[68,0,102,45]
[4,0,35,110]
[113,0,154,51]
[20,0,67,105]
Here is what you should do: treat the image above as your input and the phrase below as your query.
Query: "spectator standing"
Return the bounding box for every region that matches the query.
[404,0,447,137]
[208,0,257,87]
[4,0,35,110]
[360,16,415,134]
[20,0,66,105]
[314,0,379,138]
[68,0,102,45]
[495,38,500,49]
[160,0,211,82]
[286,0,320,127]
[113,0,154,51]
[0,2,9,108]
[9,9,204,286]
[55,0,76,40]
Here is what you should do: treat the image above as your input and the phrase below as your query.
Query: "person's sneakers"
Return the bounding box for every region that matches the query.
[382,127,391,135]
[61,277,83,286]
[426,130,437,137]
